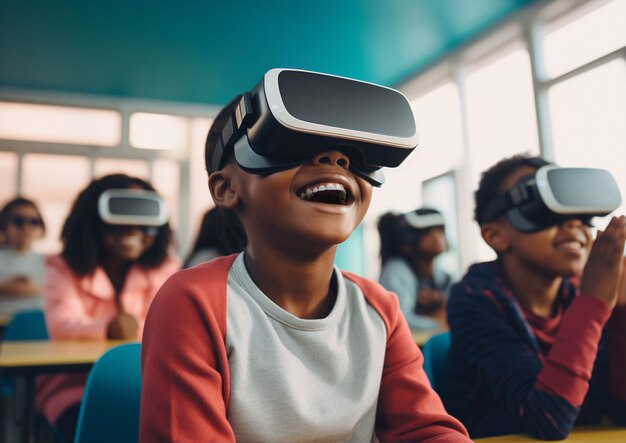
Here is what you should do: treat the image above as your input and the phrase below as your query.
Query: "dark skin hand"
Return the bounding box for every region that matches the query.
[617,257,626,307]
[106,300,139,339]
[580,215,626,309]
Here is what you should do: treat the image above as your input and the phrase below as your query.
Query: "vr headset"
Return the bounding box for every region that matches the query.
[98,189,169,227]
[478,165,622,232]
[404,210,445,230]
[210,68,419,186]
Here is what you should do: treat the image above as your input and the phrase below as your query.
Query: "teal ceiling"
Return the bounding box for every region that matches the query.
[0,0,538,106]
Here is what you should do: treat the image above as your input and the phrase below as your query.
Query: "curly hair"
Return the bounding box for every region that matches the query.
[474,155,550,224]
[61,174,172,276]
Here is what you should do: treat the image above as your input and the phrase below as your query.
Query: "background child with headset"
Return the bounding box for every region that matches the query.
[35,174,180,442]
[0,197,47,315]
[140,69,471,442]
[444,155,626,440]
[378,207,452,330]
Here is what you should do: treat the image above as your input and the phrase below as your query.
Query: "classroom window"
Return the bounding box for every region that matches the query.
[152,158,180,229]
[422,173,461,278]
[0,102,121,146]
[0,152,18,206]
[187,117,214,255]
[129,112,189,150]
[548,58,626,228]
[465,46,540,188]
[410,82,463,180]
[21,153,91,253]
[542,0,626,79]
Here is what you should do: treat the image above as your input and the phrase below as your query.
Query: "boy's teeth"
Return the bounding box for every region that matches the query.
[299,182,346,201]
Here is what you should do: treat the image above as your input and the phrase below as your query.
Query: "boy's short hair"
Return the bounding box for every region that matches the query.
[205,95,243,175]
[474,155,549,224]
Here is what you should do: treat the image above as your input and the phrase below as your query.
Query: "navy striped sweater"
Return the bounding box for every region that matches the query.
[444,261,626,440]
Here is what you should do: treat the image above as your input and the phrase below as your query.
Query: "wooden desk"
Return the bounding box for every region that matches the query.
[475,426,626,442]
[0,339,135,443]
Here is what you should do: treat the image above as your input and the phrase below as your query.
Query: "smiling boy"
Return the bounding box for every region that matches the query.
[139,69,471,442]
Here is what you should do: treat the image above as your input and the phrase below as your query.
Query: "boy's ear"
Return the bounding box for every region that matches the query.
[208,168,239,210]
[480,222,510,254]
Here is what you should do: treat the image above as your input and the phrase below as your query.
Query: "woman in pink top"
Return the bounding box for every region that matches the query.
[35,174,180,442]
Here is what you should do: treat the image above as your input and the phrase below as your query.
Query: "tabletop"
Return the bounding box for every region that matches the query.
[0,339,134,374]
[474,426,626,442]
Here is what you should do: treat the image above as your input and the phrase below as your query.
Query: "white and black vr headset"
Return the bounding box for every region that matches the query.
[98,189,168,227]
[478,165,622,232]
[404,210,446,230]
[210,68,420,186]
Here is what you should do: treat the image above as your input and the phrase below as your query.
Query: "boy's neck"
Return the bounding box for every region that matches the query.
[243,247,337,320]
[500,258,563,318]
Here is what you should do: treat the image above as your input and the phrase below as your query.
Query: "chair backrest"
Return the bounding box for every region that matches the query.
[422,332,451,396]
[2,309,49,341]
[74,342,142,443]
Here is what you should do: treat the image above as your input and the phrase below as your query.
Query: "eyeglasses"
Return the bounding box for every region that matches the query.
[9,215,43,228]
[98,224,159,237]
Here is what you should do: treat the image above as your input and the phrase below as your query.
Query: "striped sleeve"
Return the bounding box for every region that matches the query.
[448,286,611,440]
[607,306,626,424]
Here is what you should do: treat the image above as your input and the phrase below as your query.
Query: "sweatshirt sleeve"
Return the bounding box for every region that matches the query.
[449,285,611,440]
[607,305,626,424]
[345,273,471,442]
[139,262,235,442]
[43,255,109,339]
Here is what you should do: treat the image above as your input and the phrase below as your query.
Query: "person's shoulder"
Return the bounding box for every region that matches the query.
[165,254,237,288]
[342,271,400,317]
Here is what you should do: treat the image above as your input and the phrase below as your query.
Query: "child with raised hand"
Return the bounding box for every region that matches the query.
[35,174,180,442]
[444,155,626,440]
[140,69,471,442]
[378,208,451,330]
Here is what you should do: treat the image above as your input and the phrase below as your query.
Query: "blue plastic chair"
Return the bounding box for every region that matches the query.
[421,332,451,396]
[2,310,49,396]
[1,309,49,342]
[74,342,142,443]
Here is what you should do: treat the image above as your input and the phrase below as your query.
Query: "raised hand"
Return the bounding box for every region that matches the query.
[580,216,626,309]
[107,310,139,339]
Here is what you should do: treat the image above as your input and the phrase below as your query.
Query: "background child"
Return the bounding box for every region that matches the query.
[140,81,471,442]
[444,155,626,440]
[35,174,180,442]
[0,197,47,315]
[378,207,451,330]
[183,206,246,268]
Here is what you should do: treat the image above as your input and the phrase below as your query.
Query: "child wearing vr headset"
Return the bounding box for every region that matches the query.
[35,174,180,442]
[140,69,471,442]
[444,155,626,440]
[0,197,46,315]
[378,208,451,330]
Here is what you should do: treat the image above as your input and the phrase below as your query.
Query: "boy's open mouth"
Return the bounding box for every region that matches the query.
[297,182,352,205]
